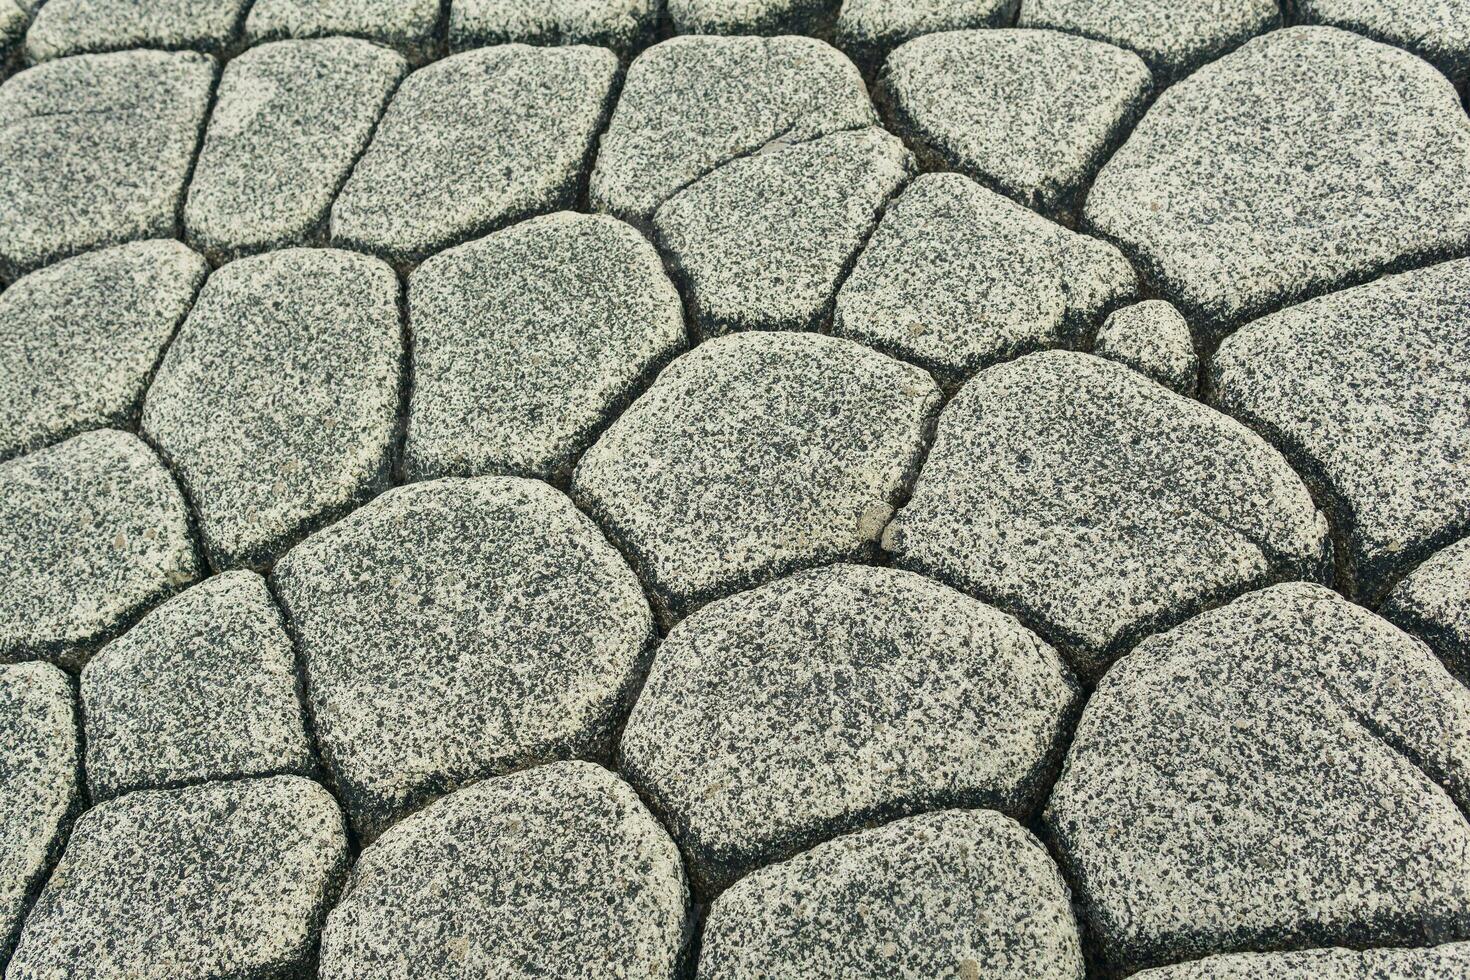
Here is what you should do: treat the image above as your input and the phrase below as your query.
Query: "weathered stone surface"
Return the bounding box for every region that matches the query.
[0,430,201,671]
[0,240,206,462]
[621,563,1080,896]
[699,809,1084,979]
[450,0,660,58]
[184,38,406,263]
[1086,26,1470,336]
[142,248,401,572]
[1296,0,1470,84]
[833,172,1134,386]
[1133,942,1470,979]
[668,0,835,35]
[24,0,250,61]
[835,0,1020,76]
[1045,583,1470,975]
[884,351,1329,679]
[273,477,653,841]
[245,0,441,63]
[81,571,314,802]
[573,332,941,625]
[320,761,687,979]
[331,44,618,266]
[1382,536,1470,682]
[1094,299,1196,394]
[653,127,913,338]
[879,28,1151,216]
[7,776,348,980]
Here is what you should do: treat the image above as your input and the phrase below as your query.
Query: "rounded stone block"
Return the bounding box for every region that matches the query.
[1094,299,1197,394]
[245,0,441,63]
[835,0,1020,76]
[24,0,250,61]
[1383,536,1470,682]
[1132,942,1470,979]
[450,0,660,59]
[1295,0,1470,85]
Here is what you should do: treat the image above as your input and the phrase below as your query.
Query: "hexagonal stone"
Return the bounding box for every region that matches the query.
[668,0,835,35]
[1086,27,1470,338]
[653,127,913,338]
[0,50,214,282]
[833,171,1135,387]
[0,430,201,671]
[835,0,1020,76]
[405,211,685,482]
[183,38,407,263]
[6,776,348,980]
[23,0,250,61]
[245,0,441,63]
[450,0,660,59]
[621,563,1080,896]
[0,240,206,462]
[1132,942,1470,980]
[699,809,1084,980]
[1296,0,1470,85]
[884,351,1329,680]
[589,35,876,224]
[1094,300,1196,394]
[573,332,941,625]
[142,248,401,572]
[331,44,618,266]
[879,29,1151,217]
[1383,537,1470,682]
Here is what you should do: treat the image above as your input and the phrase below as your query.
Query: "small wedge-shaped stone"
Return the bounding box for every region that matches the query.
[319,762,688,980]
[245,0,440,62]
[332,44,618,266]
[1094,300,1196,395]
[621,564,1080,896]
[184,38,406,263]
[1134,942,1470,979]
[573,332,941,625]
[450,0,660,58]
[668,0,835,35]
[7,776,348,980]
[143,248,401,572]
[1045,583,1470,975]
[884,351,1329,680]
[24,0,250,61]
[835,0,1019,76]
[700,809,1084,980]
[1383,537,1470,682]
[1296,0,1470,85]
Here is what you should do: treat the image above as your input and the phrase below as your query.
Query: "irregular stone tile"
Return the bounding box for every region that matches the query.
[24,0,250,61]
[572,332,941,625]
[1094,299,1196,394]
[450,0,660,59]
[878,28,1151,217]
[668,0,836,35]
[589,35,875,224]
[1383,537,1470,682]
[0,430,201,671]
[405,212,685,483]
[833,171,1135,387]
[245,0,441,63]
[0,240,206,462]
[653,127,913,338]
[620,563,1080,896]
[699,809,1084,980]
[273,477,653,841]
[6,776,348,980]
[142,248,401,572]
[331,44,618,266]
[884,351,1329,680]
[319,761,688,980]
[835,0,1020,76]
[183,38,406,263]
[1133,942,1470,979]
[0,50,214,282]
[1296,0,1470,85]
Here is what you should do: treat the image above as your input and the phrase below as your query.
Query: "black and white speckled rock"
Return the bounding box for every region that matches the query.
[0,240,206,462]
[142,248,401,572]
[835,0,1020,76]
[0,430,200,671]
[80,571,313,802]
[184,39,406,264]
[879,29,1151,217]
[620,563,1080,896]
[23,0,250,61]
[244,0,441,63]
[405,211,685,483]
[653,127,913,338]
[331,44,618,267]
[0,1,25,79]
[699,809,1084,980]
[573,332,941,625]
[1086,27,1470,338]
[884,351,1329,680]
[319,761,687,980]
[667,0,836,36]
[589,35,875,224]
[1094,300,1196,394]
[1211,258,1470,602]
[1045,582,1470,975]
[1133,942,1470,979]
[273,477,653,842]
[450,0,660,59]
[6,775,348,980]
[1294,0,1470,85]
[833,172,1135,387]
[1382,536,1470,682]
[0,50,214,282]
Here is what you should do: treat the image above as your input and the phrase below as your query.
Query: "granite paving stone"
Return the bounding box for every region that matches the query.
[244,0,441,63]
[450,0,660,59]
[667,0,837,36]
[1294,0,1470,85]
[1133,942,1470,979]
[24,0,250,62]
[835,0,1020,76]
[1381,535,1470,682]
[1093,299,1197,394]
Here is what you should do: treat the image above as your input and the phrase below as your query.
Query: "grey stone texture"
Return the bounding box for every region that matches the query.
[405,211,685,483]
[884,351,1329,680]
[835,0,1021,76]
[1133,942,1470,980]
[1045,582,1470,976]
[23,0,250,62]
[0,240,206,462]
[273,477,654,842]
[244,0,441,63]
[80,571,314,802]
[450,0,660,59]
[699,808,1085,980]
[1094,299,1197,394]
[1294,0,1470,85]
[7,775,349,980]
[331,44,618,266]
[184,38,407,263]
[572,332,941,625]
[319,761,688,980]
[142,248,401,572]
[668,0,836,36]
[0,430,201,671]
[621,563,1080,896]
[1382,535,1470,682]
